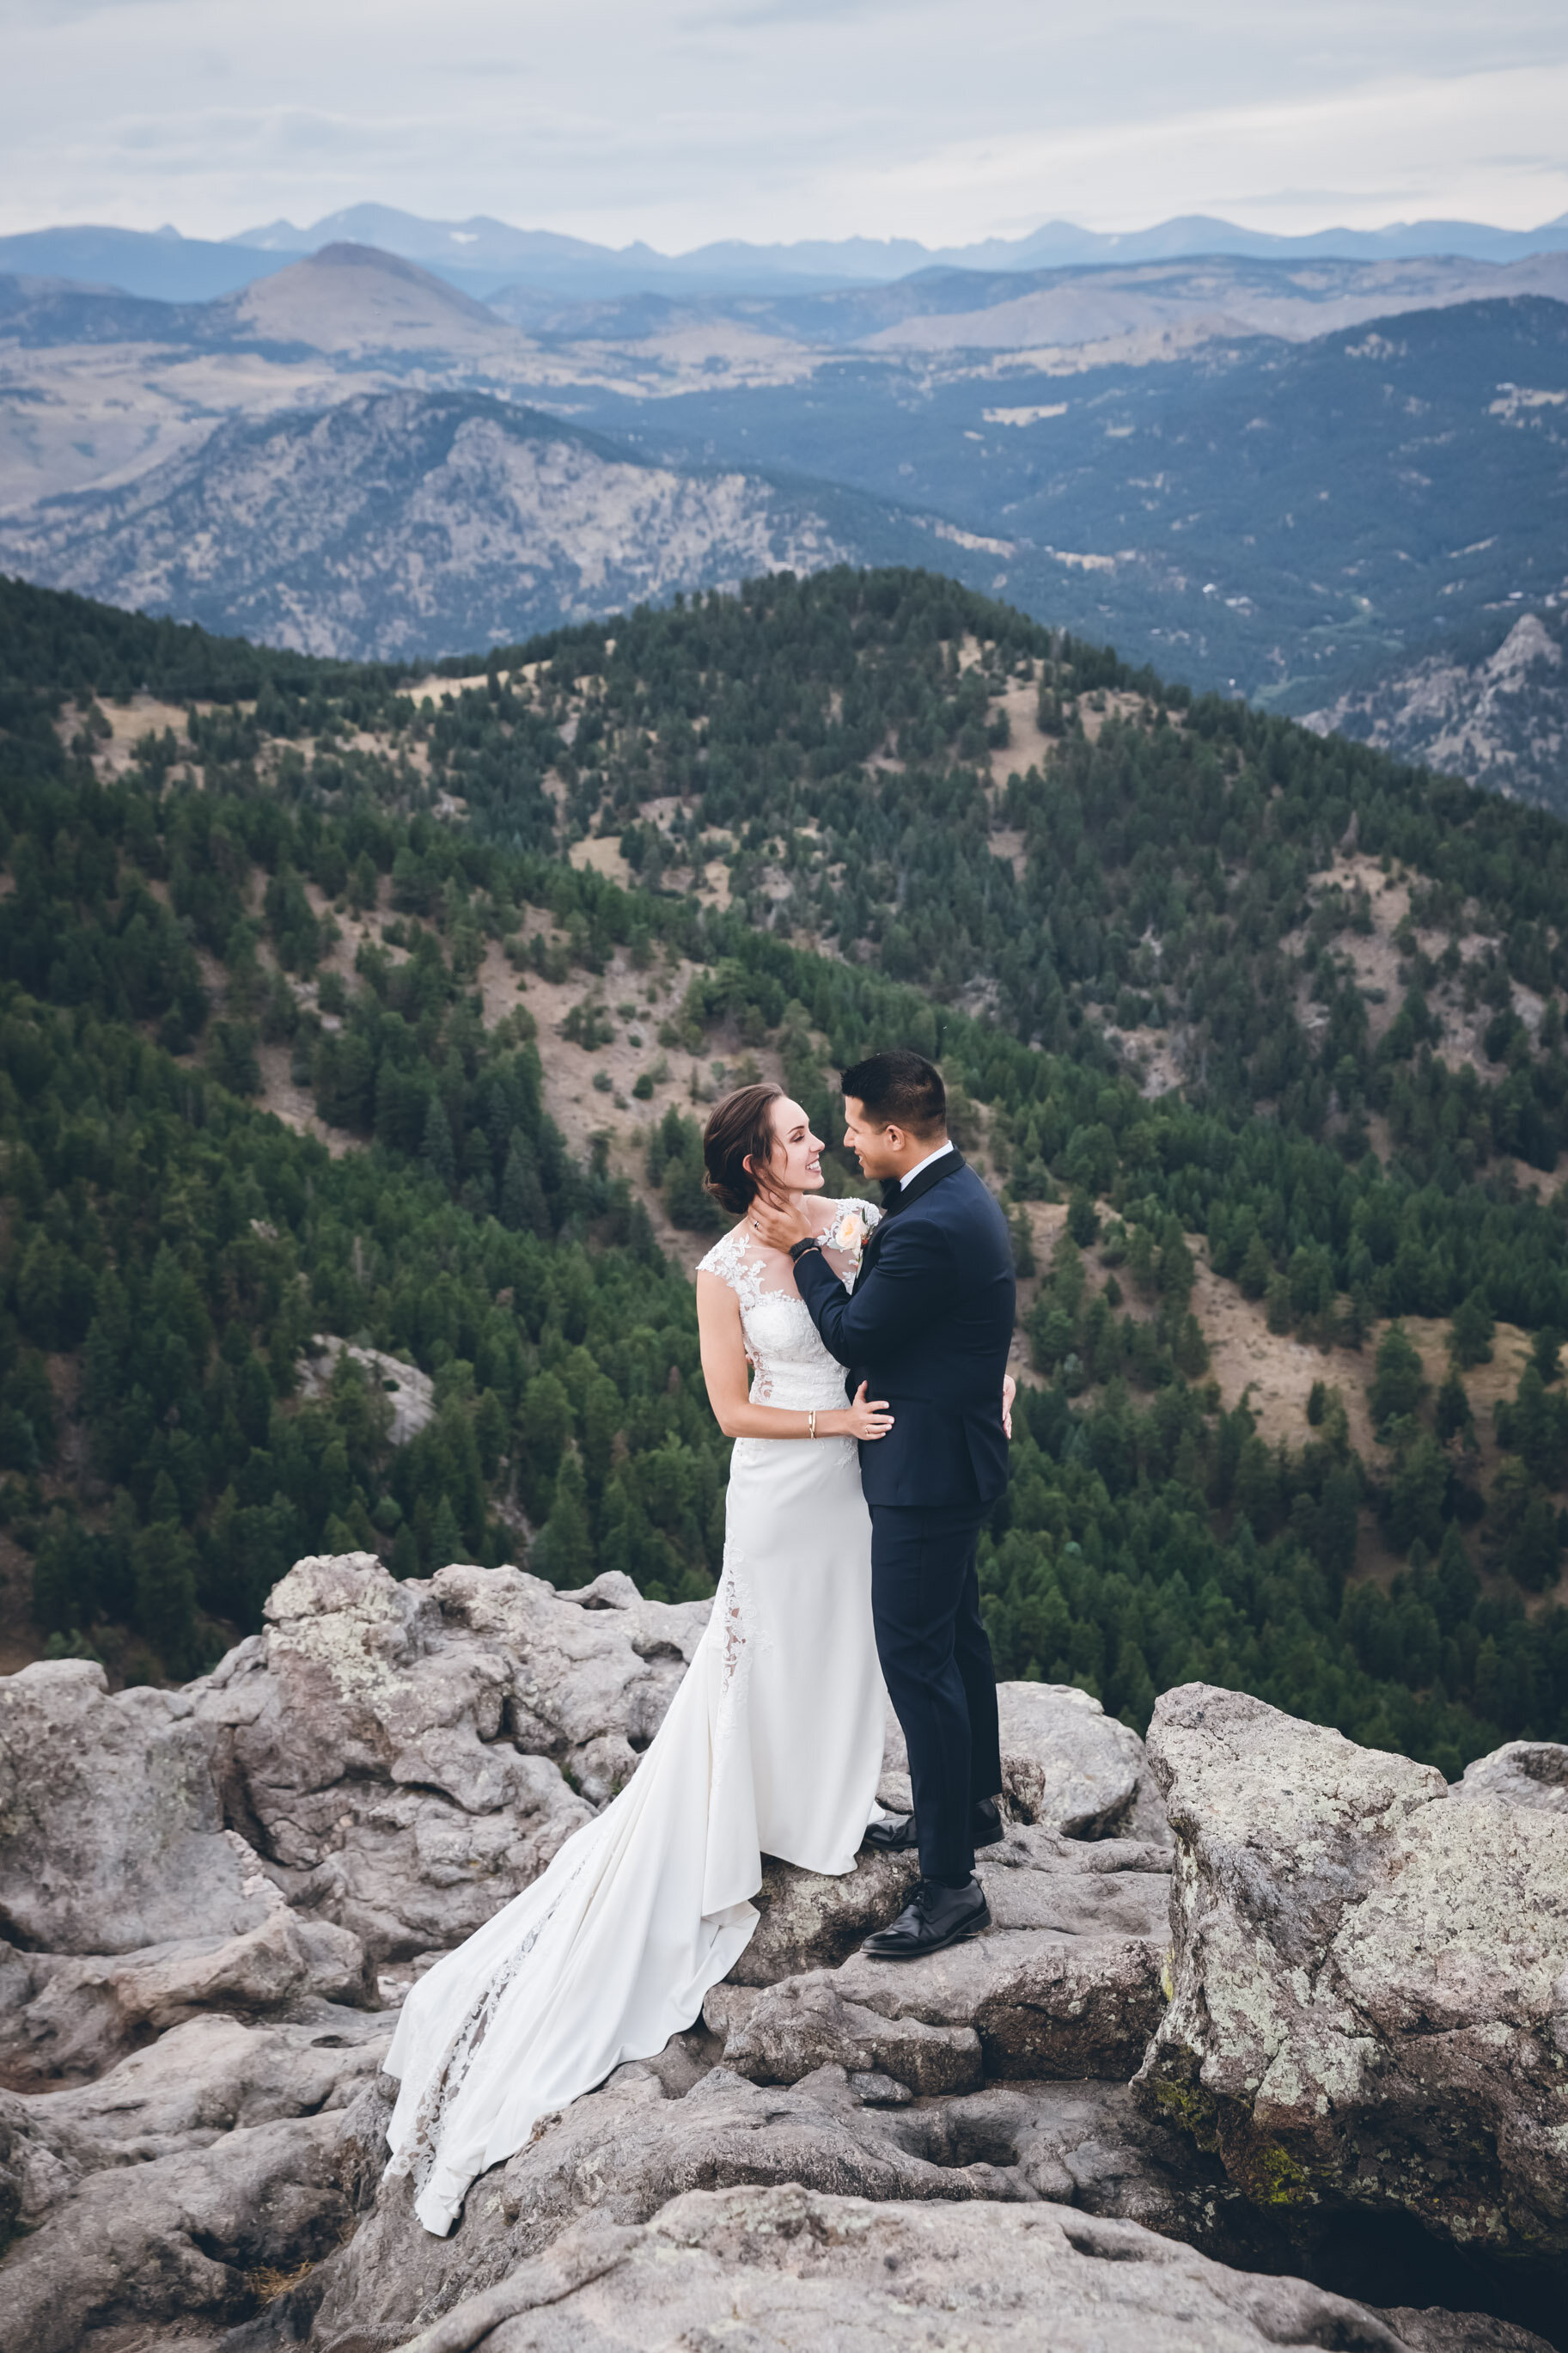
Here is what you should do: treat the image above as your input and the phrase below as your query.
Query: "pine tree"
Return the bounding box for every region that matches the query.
[421,1094,457,1189]
[1435,1366,1475,1450]
[134,1519,198,1677]
[500,1128,551,1235]
[534,1452,595,1588]
[429,1493,465,1569]
[1449,1289,1495,1370]
[1370,1325,1425,1430]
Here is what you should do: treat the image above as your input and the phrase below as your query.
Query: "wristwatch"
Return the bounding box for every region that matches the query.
[789,1236,822,1264]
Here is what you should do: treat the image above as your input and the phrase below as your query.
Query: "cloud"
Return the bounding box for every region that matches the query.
[2,0,1565,246]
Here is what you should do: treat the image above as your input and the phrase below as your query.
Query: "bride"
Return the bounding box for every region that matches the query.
[382,1081,894,2235]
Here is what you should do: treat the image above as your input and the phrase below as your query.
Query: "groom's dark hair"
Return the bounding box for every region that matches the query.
[839,1050,946,1140]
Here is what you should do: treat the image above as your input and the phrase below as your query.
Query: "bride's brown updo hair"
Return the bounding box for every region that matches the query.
[702,1082,784,1216]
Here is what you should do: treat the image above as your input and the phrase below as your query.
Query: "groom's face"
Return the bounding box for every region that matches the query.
[842,1096,902,1179]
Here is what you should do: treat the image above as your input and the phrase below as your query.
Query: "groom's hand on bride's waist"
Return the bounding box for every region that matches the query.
[747,1188,815,1254]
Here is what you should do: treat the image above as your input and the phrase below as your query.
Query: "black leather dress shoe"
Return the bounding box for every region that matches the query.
[864,1799,1004,1855]
[860,1876,991,1960]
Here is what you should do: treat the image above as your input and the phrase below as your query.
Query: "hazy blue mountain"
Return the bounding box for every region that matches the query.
[238,204,1568,292]
[13,204,1568,312]
[0,224,305,304]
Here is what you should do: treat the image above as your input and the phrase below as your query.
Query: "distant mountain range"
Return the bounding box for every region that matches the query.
[5,201,1568,307]
[1,235,1565,804]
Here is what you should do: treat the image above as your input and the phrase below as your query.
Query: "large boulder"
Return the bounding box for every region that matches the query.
[706,1974,985,2096]
[0,1653,370,2081]
[374,2183,1512,2353]
[0,1659,276,1954]
[0,2004,390,2235]
[833,1925,1163,2081]
[727,1848,920,1984]
[712,1824,1171,2088]
[192,1556,708,1961]
[0,2108,363,2353]
[880,1679,1149,1838]
[1133,1684,1568,2264]
[1455,1741,1568,1815]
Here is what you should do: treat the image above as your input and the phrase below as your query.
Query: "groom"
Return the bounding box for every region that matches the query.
[751,1048,1015,1959]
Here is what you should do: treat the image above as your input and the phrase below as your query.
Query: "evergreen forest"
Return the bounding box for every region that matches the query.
[3,564,1567,1782]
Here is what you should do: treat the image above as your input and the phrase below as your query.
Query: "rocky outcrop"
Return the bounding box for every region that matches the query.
[1133,1685,1568,2264]
[1303,608,1568,808]
[0,1902,370,2081]
[192,1555,707,1963]
[0,1657,288,1955]
[370,2184,1548,2353]
[3,1563,1561,2353]
[0,1654,369,2078]
[0,2004,391,2353]
[711,1824,1172,2089]
[305,2061,1325,2353]
[879,1678,1159,1840]
[1455,1740,1568,1815]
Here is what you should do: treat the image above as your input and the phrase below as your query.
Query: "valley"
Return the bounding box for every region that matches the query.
[1,241,1565,807]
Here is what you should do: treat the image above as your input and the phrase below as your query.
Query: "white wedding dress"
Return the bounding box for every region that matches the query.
[383,1200,886,2235]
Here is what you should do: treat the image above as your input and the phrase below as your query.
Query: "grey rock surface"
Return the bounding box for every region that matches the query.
[880,1679,1147,1839]
[192,1556,709,1961]
[834,1924,1166,2079]
[713,1824,1171,2088]
[727,1847,920,1984]
[0,1659,278,1955]
[1375,2315,1557,2353]
[3,1562,1553,2353]
[0,2007,392,2353]
[1134,1683,1568,2262]
[0,1902,371,2081]
[1455,1741,1568,1814]
[375,2183,1478,2353]
[706,1975,985,2095]
[304,2059,1312,2353]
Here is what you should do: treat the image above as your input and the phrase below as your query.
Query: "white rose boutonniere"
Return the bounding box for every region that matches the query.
[828,1203,869,1268]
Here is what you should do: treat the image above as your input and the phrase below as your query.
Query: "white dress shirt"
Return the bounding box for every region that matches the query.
[900,1140,955,1191]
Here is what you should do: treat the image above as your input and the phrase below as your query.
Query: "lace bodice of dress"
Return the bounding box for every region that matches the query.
[698,1200,880,1413]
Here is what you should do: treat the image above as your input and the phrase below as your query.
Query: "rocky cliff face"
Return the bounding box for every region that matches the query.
[1303,611,1568,816]
[0,1555,1562,2353]
[0,388,900,661]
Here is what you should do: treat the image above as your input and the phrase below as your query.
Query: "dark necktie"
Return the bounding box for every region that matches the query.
[879,1176,906,1215]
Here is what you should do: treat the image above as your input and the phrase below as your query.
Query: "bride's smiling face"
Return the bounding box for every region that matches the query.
[748,1096,824,1199]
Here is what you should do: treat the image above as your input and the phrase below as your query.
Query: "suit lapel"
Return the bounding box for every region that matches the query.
[891,1148,966,1214]
[861,1149,964,1268]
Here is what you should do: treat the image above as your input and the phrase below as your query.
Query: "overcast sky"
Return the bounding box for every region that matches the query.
[3,0,1567,248]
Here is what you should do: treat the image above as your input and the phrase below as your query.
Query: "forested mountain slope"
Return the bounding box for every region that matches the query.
[2,567,1567,1782]
[0,389,951,663]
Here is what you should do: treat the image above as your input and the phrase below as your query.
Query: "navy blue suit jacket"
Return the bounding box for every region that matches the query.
[795,1153,1015,1509]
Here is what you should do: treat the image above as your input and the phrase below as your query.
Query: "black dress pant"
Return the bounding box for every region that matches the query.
[869,1500,1003,1885]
